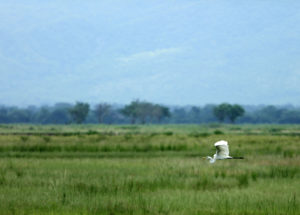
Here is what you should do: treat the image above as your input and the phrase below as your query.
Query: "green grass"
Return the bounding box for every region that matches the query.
[1,123,300,136]
[0,124,299,214]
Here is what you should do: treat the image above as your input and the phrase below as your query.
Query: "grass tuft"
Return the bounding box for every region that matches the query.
[20,136,29,142]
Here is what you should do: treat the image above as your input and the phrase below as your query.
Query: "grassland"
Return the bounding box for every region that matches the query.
[0,124,299,214]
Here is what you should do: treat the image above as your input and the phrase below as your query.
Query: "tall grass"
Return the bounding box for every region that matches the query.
[0,124,299,214]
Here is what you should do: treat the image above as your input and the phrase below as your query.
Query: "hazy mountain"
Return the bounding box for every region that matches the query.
[1,0,300,106]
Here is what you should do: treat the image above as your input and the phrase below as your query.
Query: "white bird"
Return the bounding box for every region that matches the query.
[206,140,244,163]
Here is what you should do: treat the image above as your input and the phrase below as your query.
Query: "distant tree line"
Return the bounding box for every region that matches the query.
[1,101,300,124]
[213,103,245,123]
[121,100,170,124]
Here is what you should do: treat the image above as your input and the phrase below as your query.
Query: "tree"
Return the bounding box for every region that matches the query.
[7,107,31,123]
[199,104,216,123]
[120,100,170,124]
[189,106,201,123]
[152,105,171,123]
[213,103,231,122]
[95,103,111,123]
[48,108,70,124]
[120,100,152,124]
[227,104,245,123]
[136,102,151,124]
[0,107,9,123]
[69,102,90,124]
[171,107,188,123]
[120,100,139,124]
[279,110,300,124]
[256,105,283,123]
[213,103,245,123]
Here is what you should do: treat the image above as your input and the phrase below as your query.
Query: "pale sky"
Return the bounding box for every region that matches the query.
[0,0,300,106]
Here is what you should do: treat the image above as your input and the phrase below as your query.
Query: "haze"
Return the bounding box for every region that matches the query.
[0,0,300,106]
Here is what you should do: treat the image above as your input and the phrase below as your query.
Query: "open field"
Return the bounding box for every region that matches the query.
[0,124,299,214]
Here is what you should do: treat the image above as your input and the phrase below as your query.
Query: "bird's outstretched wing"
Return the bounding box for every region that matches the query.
[214,140,230,158]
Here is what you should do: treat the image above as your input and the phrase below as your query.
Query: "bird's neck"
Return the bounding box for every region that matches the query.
[207,156,216,163]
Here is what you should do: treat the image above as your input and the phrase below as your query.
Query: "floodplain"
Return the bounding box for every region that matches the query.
[0,124,299,215]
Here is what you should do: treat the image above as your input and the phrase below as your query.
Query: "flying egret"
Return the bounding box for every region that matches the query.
[206,140,244,163]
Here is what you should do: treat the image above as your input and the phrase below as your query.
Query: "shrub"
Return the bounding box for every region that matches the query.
[163,131,173,136]
[214,130,224,135]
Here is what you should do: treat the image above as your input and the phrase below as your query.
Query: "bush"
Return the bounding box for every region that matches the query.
[214,130,224,135]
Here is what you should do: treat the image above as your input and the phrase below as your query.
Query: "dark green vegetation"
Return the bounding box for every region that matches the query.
[68,102,90,124]
[0,100,172,125]
[0,124,299,214]
[213,103,245,123]
[121,100,171,124]
[1,102,300,124]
